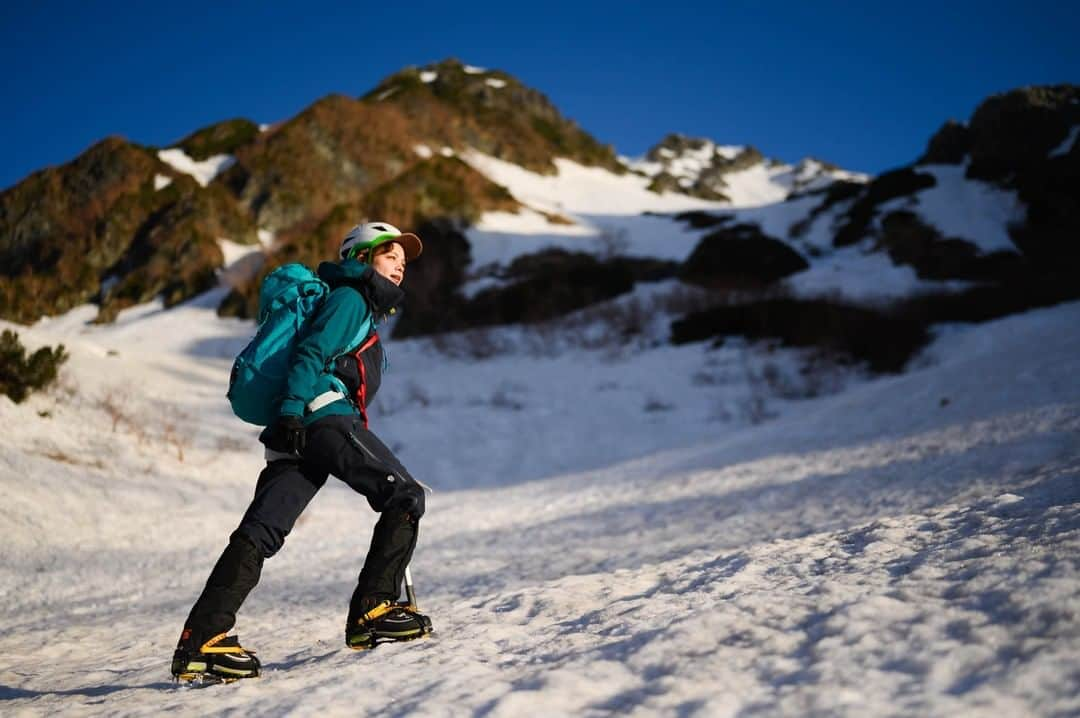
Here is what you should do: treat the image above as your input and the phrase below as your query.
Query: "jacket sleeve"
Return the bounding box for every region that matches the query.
[278,287,372,417]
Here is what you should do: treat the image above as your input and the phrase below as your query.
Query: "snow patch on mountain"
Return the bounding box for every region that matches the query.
[624,136,870,208]
[895,165,1026,254]
[462,151,724,269]
[463,151,717,216]
[157,148,235,187]
[712,162,792,206]
[788,158,871,193]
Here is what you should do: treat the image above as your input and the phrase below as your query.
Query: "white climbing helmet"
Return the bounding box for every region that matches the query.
[339,221,423,262]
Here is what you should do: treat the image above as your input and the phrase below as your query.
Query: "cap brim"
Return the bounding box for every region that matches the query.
[395,232,423,261]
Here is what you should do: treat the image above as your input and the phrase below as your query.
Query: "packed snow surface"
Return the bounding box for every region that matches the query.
[2,285,1079,715]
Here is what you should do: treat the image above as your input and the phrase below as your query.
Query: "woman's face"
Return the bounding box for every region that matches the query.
[370,242,406,286]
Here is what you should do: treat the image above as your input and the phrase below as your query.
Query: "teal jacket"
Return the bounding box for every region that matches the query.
[278,259,399,424]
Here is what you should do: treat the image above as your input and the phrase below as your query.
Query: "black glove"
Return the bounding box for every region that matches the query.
[263,414,306,456]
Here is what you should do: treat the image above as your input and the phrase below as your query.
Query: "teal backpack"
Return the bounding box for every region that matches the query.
[227,264,328,426]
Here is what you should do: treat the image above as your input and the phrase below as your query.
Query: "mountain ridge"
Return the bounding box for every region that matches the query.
[0,66,1076,346]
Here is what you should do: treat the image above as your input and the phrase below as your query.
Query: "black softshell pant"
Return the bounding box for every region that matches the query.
[183,415,425,645]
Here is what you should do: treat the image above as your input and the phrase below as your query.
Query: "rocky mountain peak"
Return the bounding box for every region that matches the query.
[362,58,622,175]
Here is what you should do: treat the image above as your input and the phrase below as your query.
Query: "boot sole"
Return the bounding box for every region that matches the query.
[347,627,433,651]
[172,657,260,683]
[174,672,254,686]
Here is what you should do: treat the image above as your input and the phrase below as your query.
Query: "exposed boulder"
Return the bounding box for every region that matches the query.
[680,224,809,289]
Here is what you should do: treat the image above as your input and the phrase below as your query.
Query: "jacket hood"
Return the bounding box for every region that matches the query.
[317,259,405,318]
[317,258,370,287]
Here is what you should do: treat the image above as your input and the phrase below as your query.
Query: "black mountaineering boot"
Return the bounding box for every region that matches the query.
[171,629,261,684]
[346,598,432,650]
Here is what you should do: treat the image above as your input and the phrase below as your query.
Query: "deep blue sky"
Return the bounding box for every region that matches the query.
[2,1,1078,190]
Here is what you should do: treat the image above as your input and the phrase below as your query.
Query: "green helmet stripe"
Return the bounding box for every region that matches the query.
[348,232,399,260]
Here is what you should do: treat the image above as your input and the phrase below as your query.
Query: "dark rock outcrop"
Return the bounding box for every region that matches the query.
[671,298,931,374]
[391,219,473,338]
[970,86,1080,273]
[459,250,670,328]
[832,168,937,247]
[878,211,1024,281]
[917,86,1080,273]
[965,85,1079,181]
[394,245,678,338]
[680,224,809,289]
[918,119,970,165]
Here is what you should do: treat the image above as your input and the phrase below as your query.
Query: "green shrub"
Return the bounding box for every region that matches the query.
[0,330,69,403]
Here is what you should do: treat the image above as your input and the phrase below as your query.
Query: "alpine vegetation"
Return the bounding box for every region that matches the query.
[0,329,68,404]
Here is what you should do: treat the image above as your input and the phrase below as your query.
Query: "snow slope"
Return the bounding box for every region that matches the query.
[460,152,723,270]
[458,149,1021,306]
[1,290,1078,716]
